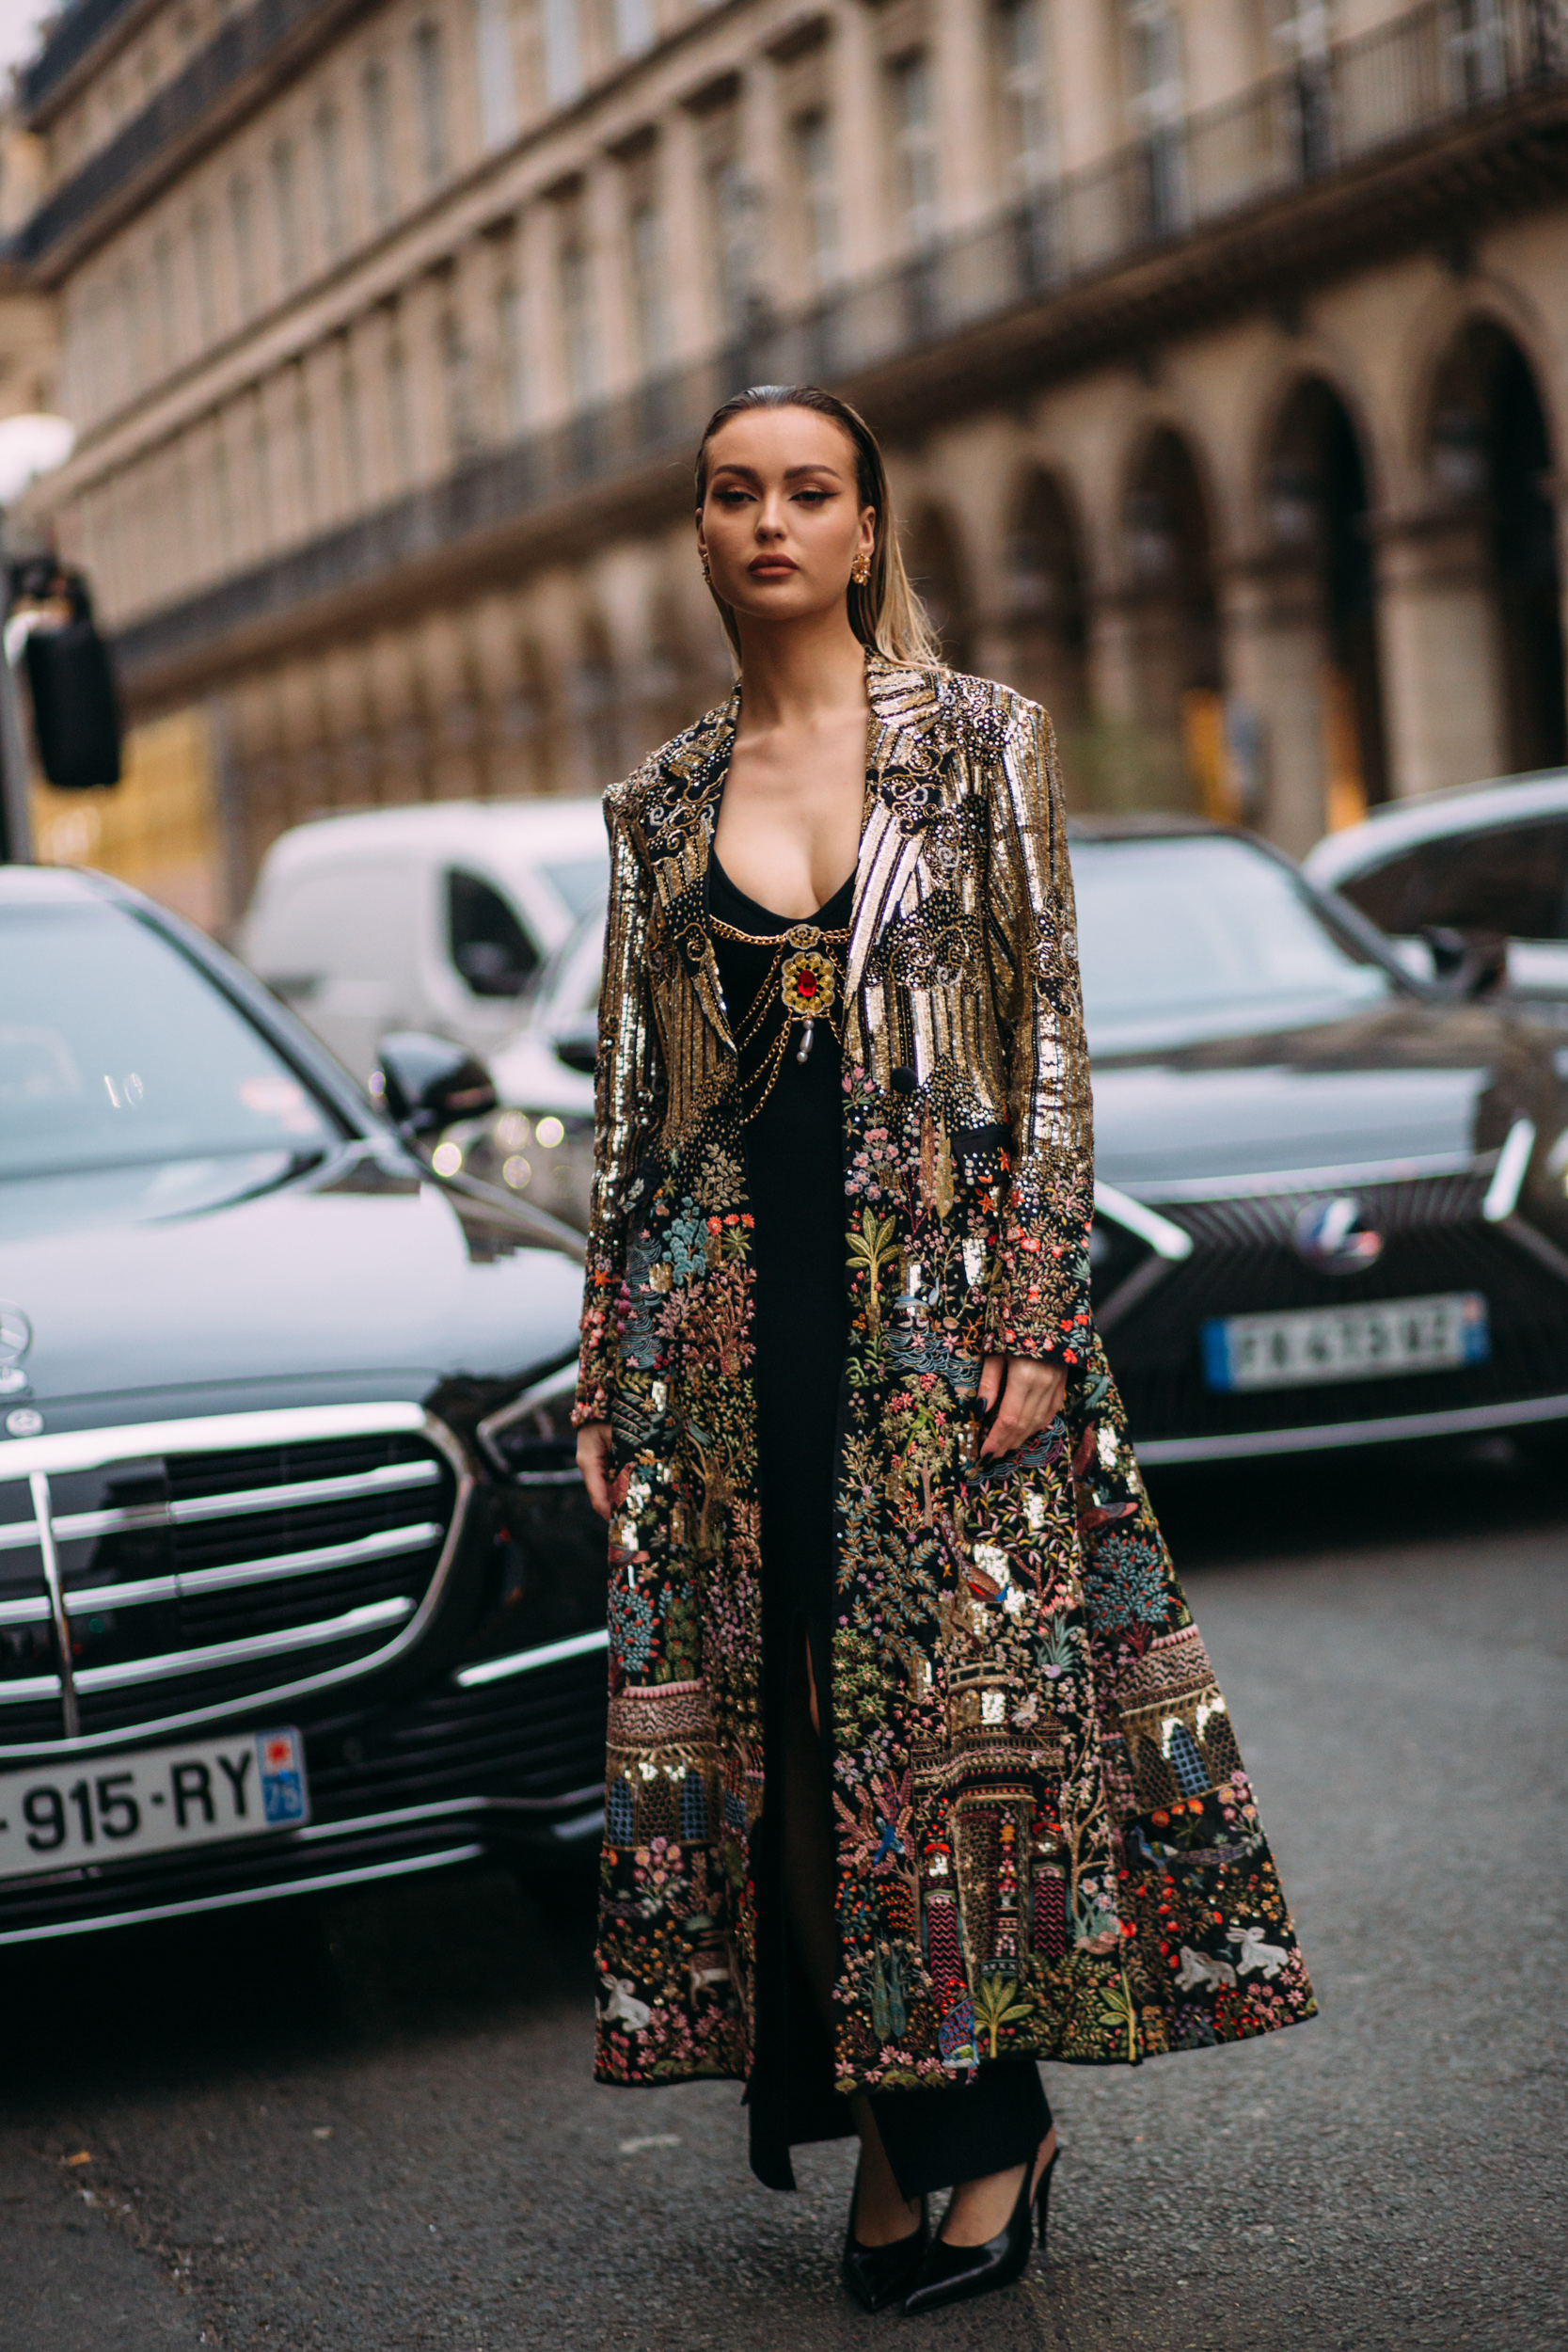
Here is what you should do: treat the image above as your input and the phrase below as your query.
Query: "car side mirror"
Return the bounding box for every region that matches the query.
[374,1031,499,1136]
[1418,925,1509,1002]
[552,1014,599,1076]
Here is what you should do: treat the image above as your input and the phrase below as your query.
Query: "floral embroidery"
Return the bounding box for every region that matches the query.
[577,658,1316,2095]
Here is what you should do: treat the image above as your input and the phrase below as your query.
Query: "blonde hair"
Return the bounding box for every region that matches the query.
[694,383,942,667]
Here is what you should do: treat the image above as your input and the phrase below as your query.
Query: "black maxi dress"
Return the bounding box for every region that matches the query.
[705,848,1051,2200]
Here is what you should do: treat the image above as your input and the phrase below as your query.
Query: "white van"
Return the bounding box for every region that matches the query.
[241,800,608,1081]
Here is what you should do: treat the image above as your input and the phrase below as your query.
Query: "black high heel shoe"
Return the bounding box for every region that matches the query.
[901,2141,1057,2317]
[841,2167,929,2313]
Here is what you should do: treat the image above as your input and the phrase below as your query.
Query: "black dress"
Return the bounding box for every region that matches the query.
[706,847,1050,2200]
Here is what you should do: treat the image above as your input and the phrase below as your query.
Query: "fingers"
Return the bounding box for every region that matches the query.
[978,1359,1069,1460]
[576,1422,615,1521]
[977,1354,1004,1413]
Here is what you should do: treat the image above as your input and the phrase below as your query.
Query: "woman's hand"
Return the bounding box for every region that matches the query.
[577,1420,615,1520]
[976,1354,1068,1463]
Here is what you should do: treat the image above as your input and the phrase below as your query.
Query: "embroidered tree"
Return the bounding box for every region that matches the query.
[973,1974,1034,2058]
[847,1207,900,1344]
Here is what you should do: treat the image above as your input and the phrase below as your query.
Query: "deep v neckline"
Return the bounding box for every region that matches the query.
[708,845,855,930]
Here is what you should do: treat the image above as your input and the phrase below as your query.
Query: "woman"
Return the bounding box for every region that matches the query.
[575,385,1314,2316]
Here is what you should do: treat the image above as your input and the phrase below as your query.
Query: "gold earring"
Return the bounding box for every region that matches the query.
[700,550,712,584]
[851,548,872,586]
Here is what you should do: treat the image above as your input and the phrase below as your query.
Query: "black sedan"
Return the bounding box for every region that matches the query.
[0,865,603,1947]
[1078,822,1568,1465]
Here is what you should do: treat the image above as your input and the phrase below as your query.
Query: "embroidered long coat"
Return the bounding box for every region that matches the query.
[574,653,1315,2097]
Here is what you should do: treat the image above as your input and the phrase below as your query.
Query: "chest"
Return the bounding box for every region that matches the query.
[713,725,867,916]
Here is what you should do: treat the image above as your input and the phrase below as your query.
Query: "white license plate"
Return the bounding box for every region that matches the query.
[0,1727,309,1883]
[1203,1291,1489,1393]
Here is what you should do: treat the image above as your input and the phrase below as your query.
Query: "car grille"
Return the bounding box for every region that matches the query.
[1104,1171,1568,1449]
[0,1406,464,1755]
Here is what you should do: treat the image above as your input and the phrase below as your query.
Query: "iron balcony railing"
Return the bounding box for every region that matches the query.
[19,0,343,260]
[108,0,1568,680]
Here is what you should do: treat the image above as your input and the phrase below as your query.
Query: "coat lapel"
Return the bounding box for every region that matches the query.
[846,657,951,1006]
[645,656,954,1052]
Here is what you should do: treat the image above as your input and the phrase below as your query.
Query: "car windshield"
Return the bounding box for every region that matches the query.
[1071,834,1395,1052]
[0,901,342,1185]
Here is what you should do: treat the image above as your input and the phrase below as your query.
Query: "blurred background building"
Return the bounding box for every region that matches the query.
[9,0,1568,924]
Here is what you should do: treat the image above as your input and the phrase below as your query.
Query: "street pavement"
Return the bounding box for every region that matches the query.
[3,1439,1564,2352]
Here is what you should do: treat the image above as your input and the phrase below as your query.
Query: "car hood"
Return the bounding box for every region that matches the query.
[1090,1000,1528,1192]
[0,1148,584,1419]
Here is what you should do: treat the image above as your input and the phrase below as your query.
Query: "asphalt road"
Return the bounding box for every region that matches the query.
[4,1439,1565,2352]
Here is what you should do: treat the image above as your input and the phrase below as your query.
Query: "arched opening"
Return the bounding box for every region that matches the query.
[1002,469,1089,728]
[1428,321,1566,776]
[904,503,974,670]
[1123,428,1222,807]
[1264,376,1388,829]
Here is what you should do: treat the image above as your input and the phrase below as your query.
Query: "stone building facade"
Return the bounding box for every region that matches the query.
[16,0,1568,918]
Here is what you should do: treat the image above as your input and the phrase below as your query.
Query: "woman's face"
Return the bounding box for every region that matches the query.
[698,406,875,629]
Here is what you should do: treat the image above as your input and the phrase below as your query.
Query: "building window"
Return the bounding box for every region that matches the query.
[314,103,348,259]
[887,52,938,251]
[251,401,273,549]
[338,353,366,503]
[271,136,301,288]
[542,0,582,108]
[191,202,217,342]
[118,262,144,387]
[471,0,518,147]
[385,335,414,481]
[1268,0,1335,170]
[293,369,318,522]
[229,171,257,312]
[151,230,179,368]
[441,308,478,457]
[997,0,1052,190]
[413,21,449,185]
[793,109,837,290]
[613,0,653,58]
[363,58,397,226]
[1125,0,1186,231]
[495,277,527,431]
[212,431,234,561]
[558,206,598,402]
[627,190,671,370]
[707,150,757,339]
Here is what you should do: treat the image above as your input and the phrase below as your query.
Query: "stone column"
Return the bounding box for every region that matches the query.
[1217,553,1328,855]
[1370,506,1508,799]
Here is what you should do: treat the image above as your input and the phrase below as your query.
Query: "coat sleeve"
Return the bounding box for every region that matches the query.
[981,694,1096,1371]
[573,792,663,1428]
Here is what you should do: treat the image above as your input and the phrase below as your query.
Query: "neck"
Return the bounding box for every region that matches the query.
[732,608,869,733]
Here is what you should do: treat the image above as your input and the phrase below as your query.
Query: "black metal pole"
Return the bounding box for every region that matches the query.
[0,515,31,863]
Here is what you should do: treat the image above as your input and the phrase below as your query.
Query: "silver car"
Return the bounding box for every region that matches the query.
[1305,770,1568,1025]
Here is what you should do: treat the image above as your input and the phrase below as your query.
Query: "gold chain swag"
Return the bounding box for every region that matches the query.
[707,913,851,1121]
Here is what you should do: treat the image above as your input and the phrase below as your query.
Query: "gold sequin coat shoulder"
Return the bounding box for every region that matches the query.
[577,654,1315,2095]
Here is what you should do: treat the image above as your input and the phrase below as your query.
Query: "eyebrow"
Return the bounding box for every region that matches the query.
[708,461,847,484]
